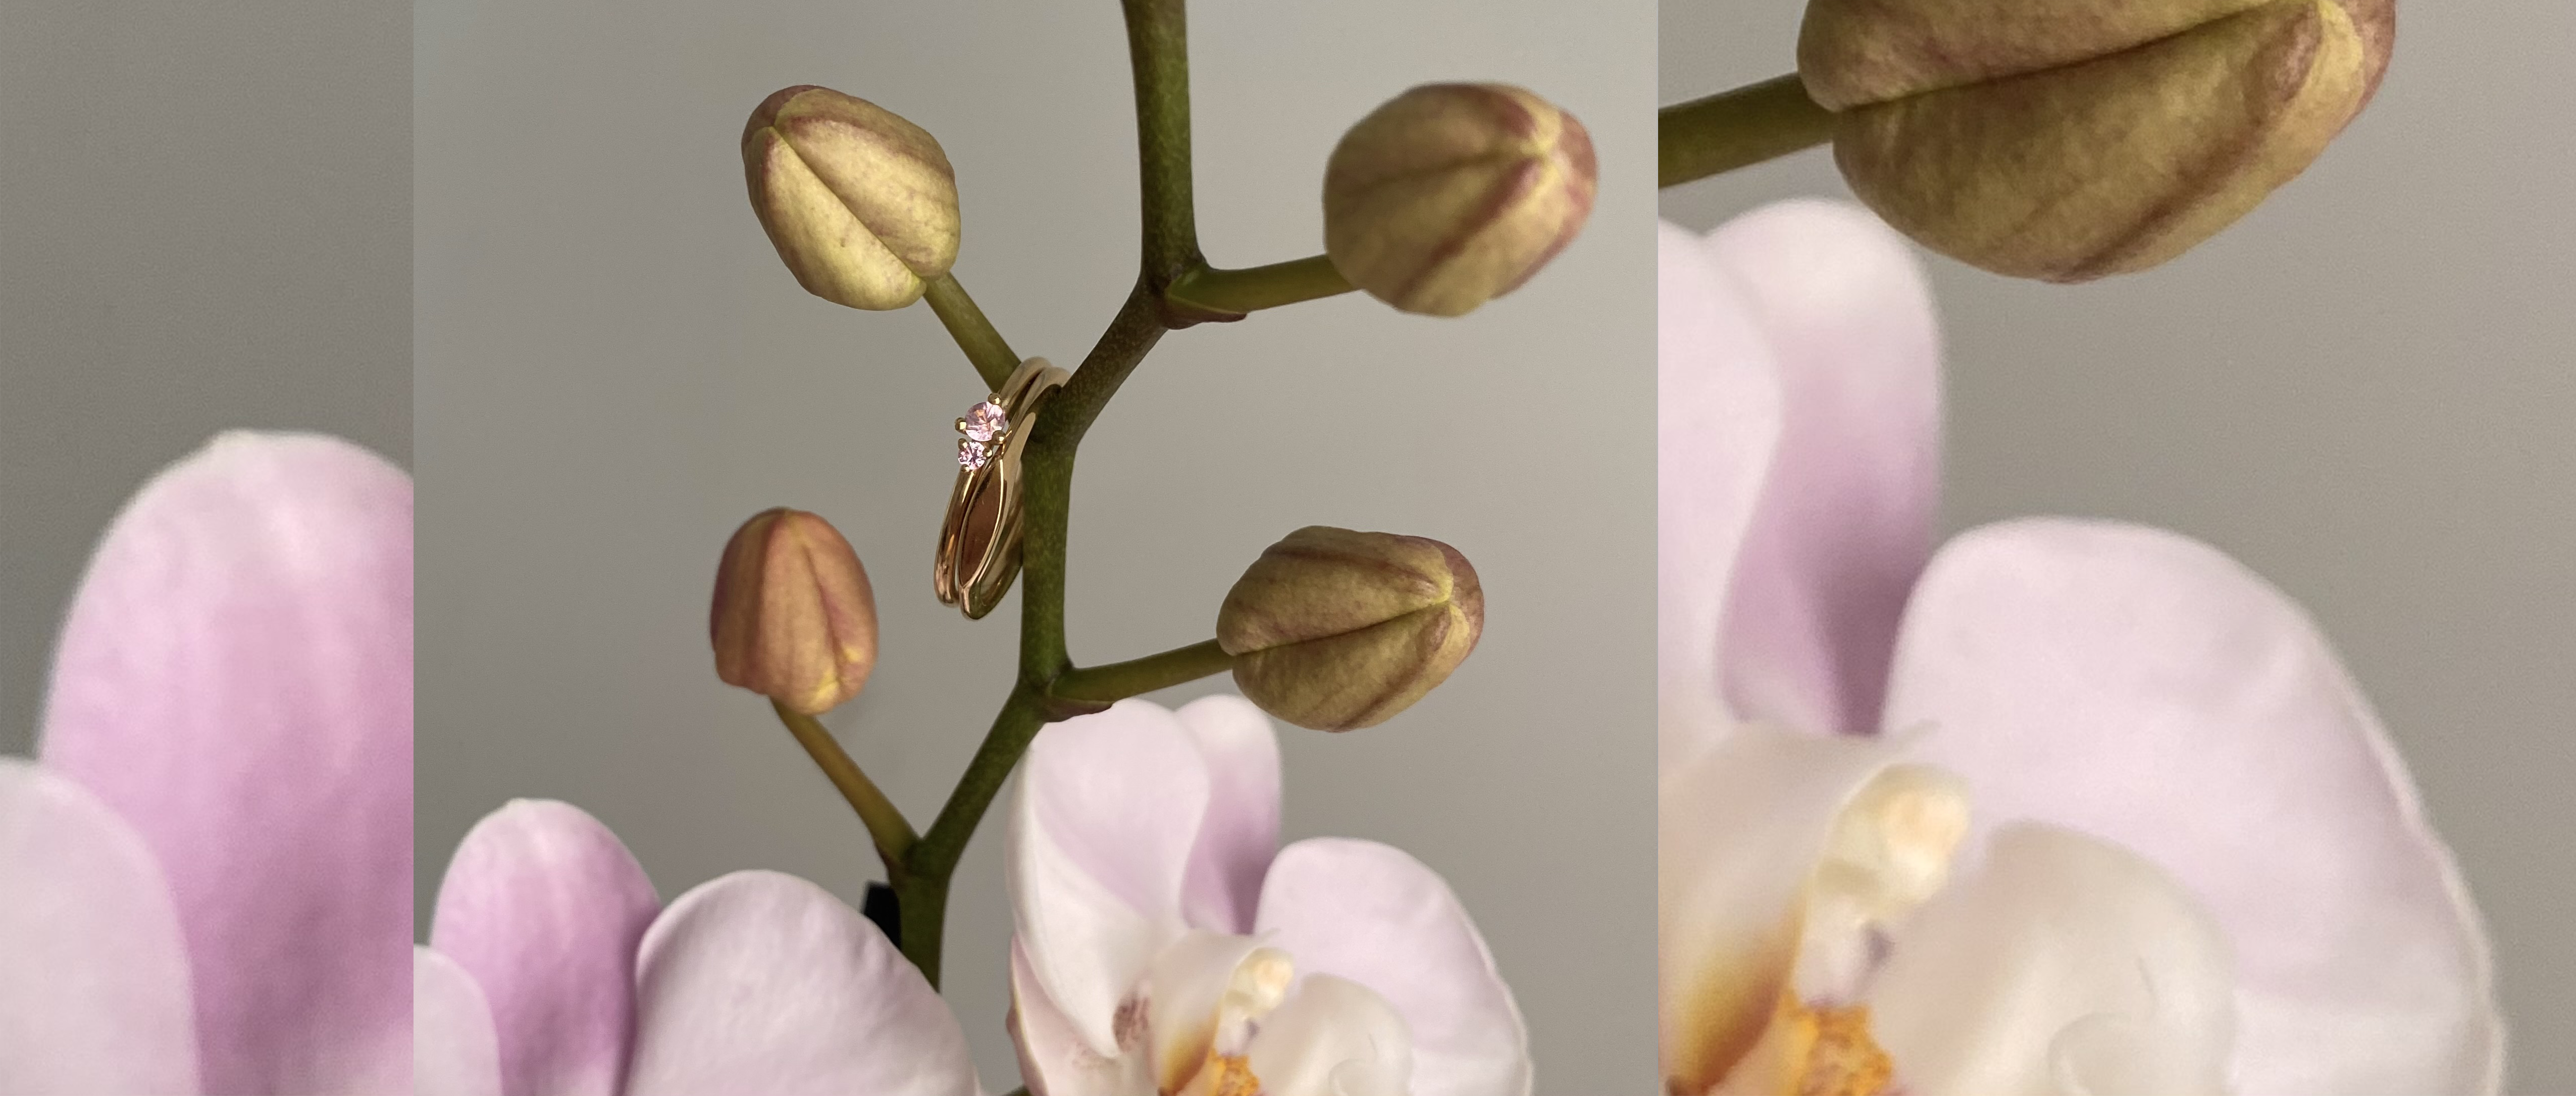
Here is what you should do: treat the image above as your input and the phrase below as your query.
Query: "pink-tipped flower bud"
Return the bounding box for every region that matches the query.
[1215,526,1484,731]
[1805,0,2393,281]
[743,85,961,310]
[1323,83,1596,317]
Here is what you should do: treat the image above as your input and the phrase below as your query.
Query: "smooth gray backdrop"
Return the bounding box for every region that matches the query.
[1,0,411,756]
[417,1,1655,1087]
[1663,3,2574,1091]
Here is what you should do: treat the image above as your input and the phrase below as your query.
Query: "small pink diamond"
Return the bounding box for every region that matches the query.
[958,439,991,471]
[960,400,1009,442]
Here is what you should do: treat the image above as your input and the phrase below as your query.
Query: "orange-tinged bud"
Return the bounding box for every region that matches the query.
[710,508,879,714]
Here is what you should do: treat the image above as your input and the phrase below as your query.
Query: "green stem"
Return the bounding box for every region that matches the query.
[1659,73,1837,188]
[1166,255,1354,316]
[772,701,916,879]
[1017,285,1166,683]
[1123,0,1202,283]
[892,871,950,988]
[922,273,1019,390]
[886,0,1199,993]
[895,686,1048,984]
[1051,638,1233,704]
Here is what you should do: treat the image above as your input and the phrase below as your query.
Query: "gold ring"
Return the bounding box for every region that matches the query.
[935,357,1068,619]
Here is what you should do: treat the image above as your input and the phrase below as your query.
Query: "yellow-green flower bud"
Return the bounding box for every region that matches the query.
[710,508,879,714]
[1215,526,1484,732]
[1804,0,2392,282]
[742,85,961,310]
[1322,83,1596,317]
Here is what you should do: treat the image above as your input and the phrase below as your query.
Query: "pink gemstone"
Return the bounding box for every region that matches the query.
[958,439,991,471]
[961,401,1009,442]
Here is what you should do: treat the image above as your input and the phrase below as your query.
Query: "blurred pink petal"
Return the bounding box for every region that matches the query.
[37,431,413,1093]
[1882,519,2501,1095]
[1172,694,1281,935]
[1007,699,1207,1056]
[1659,203,2503,1091]
[0,759,199,1095]
[414,947,503,1096]
[1256,837,1528,1096]
[1701,201,1943,738]
[1658,221,1782,769]
[622,870,978,1096]
[429,800,660,1096]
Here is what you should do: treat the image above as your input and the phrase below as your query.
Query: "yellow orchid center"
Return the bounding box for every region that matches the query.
[1717,990,1895,1096]
[1183,1055,1263,1096]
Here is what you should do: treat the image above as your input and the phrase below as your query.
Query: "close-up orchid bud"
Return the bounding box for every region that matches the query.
[1215,525,1484,731]
[742,84,962,310]
[709,507,880,714]
[1804,0,2393,281]
[1322,82,1598,317]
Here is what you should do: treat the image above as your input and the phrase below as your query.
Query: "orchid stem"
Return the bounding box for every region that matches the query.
[923,272,1020,390]
[1167,255,1354,316]
[1659,73,1836,188]
[887,0,1200,994]
[771,700,916,879]
[1051,638,1233,704]
[898,685,1048,985]
[1123,0,1201,283]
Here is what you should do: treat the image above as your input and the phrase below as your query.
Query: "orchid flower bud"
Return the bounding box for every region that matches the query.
[1215,526,1483,731]
[1322,83,1596,317]
[1804,0,2392,281]
[709,507,879,714]
[742,84,961,310]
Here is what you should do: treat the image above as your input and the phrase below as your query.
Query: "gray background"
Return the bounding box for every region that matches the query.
[416,1,1654,1088]
[1663,3,2573,1092]
[0,0,411,756]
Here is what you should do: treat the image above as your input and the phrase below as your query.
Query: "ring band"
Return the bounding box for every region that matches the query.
[935,357,1068,619]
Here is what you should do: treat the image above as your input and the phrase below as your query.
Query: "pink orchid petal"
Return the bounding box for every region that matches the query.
[1869,823,2237,1096]
[414,947,503,1096]
[428,800,660,1096]
[623,870,978,1096]
[1657,220,1784,770]
[1172,694,1282,935]
[1255,837,1528,1096]
[1702,200,1943,738]
[36,431,413,1094]
[1882,518,2503,1095]
[0,759,199,1094]
[1006,937,1130,1096]
[1009,700,1208,1056]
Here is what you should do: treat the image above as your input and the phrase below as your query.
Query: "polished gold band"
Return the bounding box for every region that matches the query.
[935,357,1068,619]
